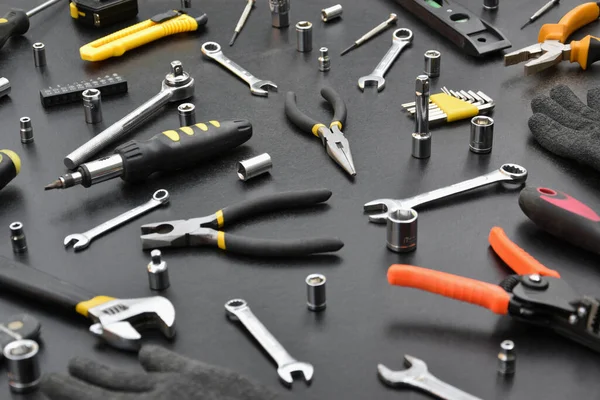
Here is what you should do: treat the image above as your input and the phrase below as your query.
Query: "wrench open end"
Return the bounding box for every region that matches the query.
[363,199,398,223]
[278,362,314,386]
[358,76,386,92]
[64,234,90,251]
[377,355,428,387]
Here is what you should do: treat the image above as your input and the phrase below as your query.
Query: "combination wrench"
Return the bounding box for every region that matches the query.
[378,355,483,400]
[64,189,170,251]
[225,299,313,387]
[201,42,278,97]
[358,28,413,92]
[364,164,528,223]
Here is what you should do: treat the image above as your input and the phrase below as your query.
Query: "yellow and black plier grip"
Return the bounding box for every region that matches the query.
[80,9,208,62]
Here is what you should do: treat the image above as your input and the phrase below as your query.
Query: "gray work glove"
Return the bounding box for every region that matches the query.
[40,345,279,400]
[529,84,600,172]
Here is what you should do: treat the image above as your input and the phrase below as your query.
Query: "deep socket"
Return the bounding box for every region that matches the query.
[82,89,103,124]
[32,43,46,67]
[321,4,342,22]
[4,339,40,394]
[10,222,27,253]
[470,116,494,154]
[237,153,272,181]
[296,21,313,52]
[411,75,431,158]
[386,209,418,252]
[306,273,326,311]
[19,117,34,144]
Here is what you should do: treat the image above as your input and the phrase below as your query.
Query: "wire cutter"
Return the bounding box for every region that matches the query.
[285,87,356,177]
[505,2,600,75]
[140,189,344,257]
[388,227,600,353]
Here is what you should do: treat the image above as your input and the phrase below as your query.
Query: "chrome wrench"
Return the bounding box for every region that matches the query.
[378,355,483,400]
[358,28,413,92]
[364,164,528,223]
[201,42,277,97]
[64,189,170,251]
[225,299,313,387]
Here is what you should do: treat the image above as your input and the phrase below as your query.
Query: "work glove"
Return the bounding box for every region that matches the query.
[40,345,280,400]
[529,84,600,173]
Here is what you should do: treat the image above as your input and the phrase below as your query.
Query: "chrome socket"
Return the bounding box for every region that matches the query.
[237,153,272,181]
[4,339,40,394]
[484,0,499,10]
[306,273,326,311]
[10,222,27,253]
[0,77,11,99]
[386,209,418,252]
[82,89,103,124]
[497,340,516,375]
[296,21,313,52]
[318,47,331,71]
[32,43,46,67]
[19,117,34,144]
[321,4,342,22]
[411,75,431,159]
[470,116,494,154]
[147,250,170,291]
[269,0,290,28]
[178,103,197,127]
[424,50,441,78]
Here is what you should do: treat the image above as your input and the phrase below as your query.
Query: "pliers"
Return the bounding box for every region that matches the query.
[285,87,356,177]
[388,227,600,353]
[140,189,344,257]
[505,2,600,75]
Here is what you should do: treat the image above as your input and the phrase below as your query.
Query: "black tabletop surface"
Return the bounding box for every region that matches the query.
[0,0,599,399]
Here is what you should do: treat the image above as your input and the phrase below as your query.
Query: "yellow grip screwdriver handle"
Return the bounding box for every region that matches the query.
[570,35,600,69]
[80,10,207,62]
[538,2,600,43]
[0,149,20,191]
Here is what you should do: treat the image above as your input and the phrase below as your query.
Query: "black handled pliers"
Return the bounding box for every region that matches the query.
[140,189,344,257]
[285,87,356,177]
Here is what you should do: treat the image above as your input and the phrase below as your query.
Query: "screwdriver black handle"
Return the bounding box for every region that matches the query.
[0,149,20,190]
[115,119,253,183]
[519,186,600,255]
[0,9,30,49]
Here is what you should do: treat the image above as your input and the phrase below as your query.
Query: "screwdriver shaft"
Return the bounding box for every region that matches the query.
[26,0,65,18]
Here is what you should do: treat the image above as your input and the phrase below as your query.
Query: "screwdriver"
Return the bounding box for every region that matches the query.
[0,0,65,50]
[0,149,21,191]
[45,119,252,190]
[520,0,560,30]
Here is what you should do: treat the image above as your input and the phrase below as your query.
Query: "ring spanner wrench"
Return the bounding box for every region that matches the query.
[364,164,528,223]
[65,189,170,251]
[225,299,313,387]
[201,42,278,97]
[64,61,195,169]
[358,28,413,92]
[378,355,482,400]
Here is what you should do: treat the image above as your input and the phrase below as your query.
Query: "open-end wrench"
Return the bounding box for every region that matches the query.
[364,164,528,223]
[201,42,277,97]
[225,299,313,387]
[378,355,482,400]
[64,61,195,169]
[358,29,413,92]
[64,189,170,251]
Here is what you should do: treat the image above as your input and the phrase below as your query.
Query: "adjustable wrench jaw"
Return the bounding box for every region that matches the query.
[87,297,176,351]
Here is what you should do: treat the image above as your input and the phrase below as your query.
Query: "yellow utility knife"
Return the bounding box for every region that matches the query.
[80,9,208,62]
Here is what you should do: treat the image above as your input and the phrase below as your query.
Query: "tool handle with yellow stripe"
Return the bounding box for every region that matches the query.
[0,149,20,191]
[0,9,29,50]
[115,119,252,183]
[219,233,344,256]
[0,255,100,314]
[570,35,600,69]
[538,2,600,43]
[285,87,347,137]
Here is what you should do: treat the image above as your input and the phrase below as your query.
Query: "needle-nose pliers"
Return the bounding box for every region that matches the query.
[285,87,356,177]
[505,2,600,75]
[140,189,344,257]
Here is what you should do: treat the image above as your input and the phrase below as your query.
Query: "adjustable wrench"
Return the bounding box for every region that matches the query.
[364,164,528,223]
[225,299,313,387]
[201,42,277,97]
[64,189,169,251]
[358,29,413,92]
[64,61,195,169]
[378,355,482,400]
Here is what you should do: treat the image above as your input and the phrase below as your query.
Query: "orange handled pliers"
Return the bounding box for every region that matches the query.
[388,227,600,353]
[504,2,600,75]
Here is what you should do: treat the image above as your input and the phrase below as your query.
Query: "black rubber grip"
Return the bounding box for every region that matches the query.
[285,91,322,133]
[586,36,600,68]
[0,150,18,190]
[519,187,600,255]
[321,87,347,126]
[0,256,95,311]
[223,234,344,256]
[0,9,29,49]
[217,188,332,228]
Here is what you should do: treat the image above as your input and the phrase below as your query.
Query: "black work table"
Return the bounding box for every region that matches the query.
[1,0,599,398]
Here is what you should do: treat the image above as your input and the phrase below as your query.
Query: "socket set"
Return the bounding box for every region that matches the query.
[40,74,128,108]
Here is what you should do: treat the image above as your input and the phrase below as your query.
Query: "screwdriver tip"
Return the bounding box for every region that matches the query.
[229,32,238,46]
[340,44,355,57]
[44,180,63,191]
[520,20,531,29]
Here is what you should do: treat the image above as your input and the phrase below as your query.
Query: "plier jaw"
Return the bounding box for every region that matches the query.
[140,217,216,249]
[504,41,570,75]
[320,125,356,177]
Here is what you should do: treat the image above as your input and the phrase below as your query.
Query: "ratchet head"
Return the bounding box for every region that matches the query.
[363,198,401,223]
[163,60,195,102]
[377,355,428,387]
[499,163,528,183]
[64,233,91,251]
[87,296,175,351]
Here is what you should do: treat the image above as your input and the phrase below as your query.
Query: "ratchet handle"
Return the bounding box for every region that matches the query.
[489,227,561,278]
[388,264,510,315]
[116,119,252,183]
[0,255,96,312]
[321,87,347,129]
[538,2,600,43]
[214,189,332,228]
[220,234,344,256]
[570,35,600,69]
[519,187,600,255]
